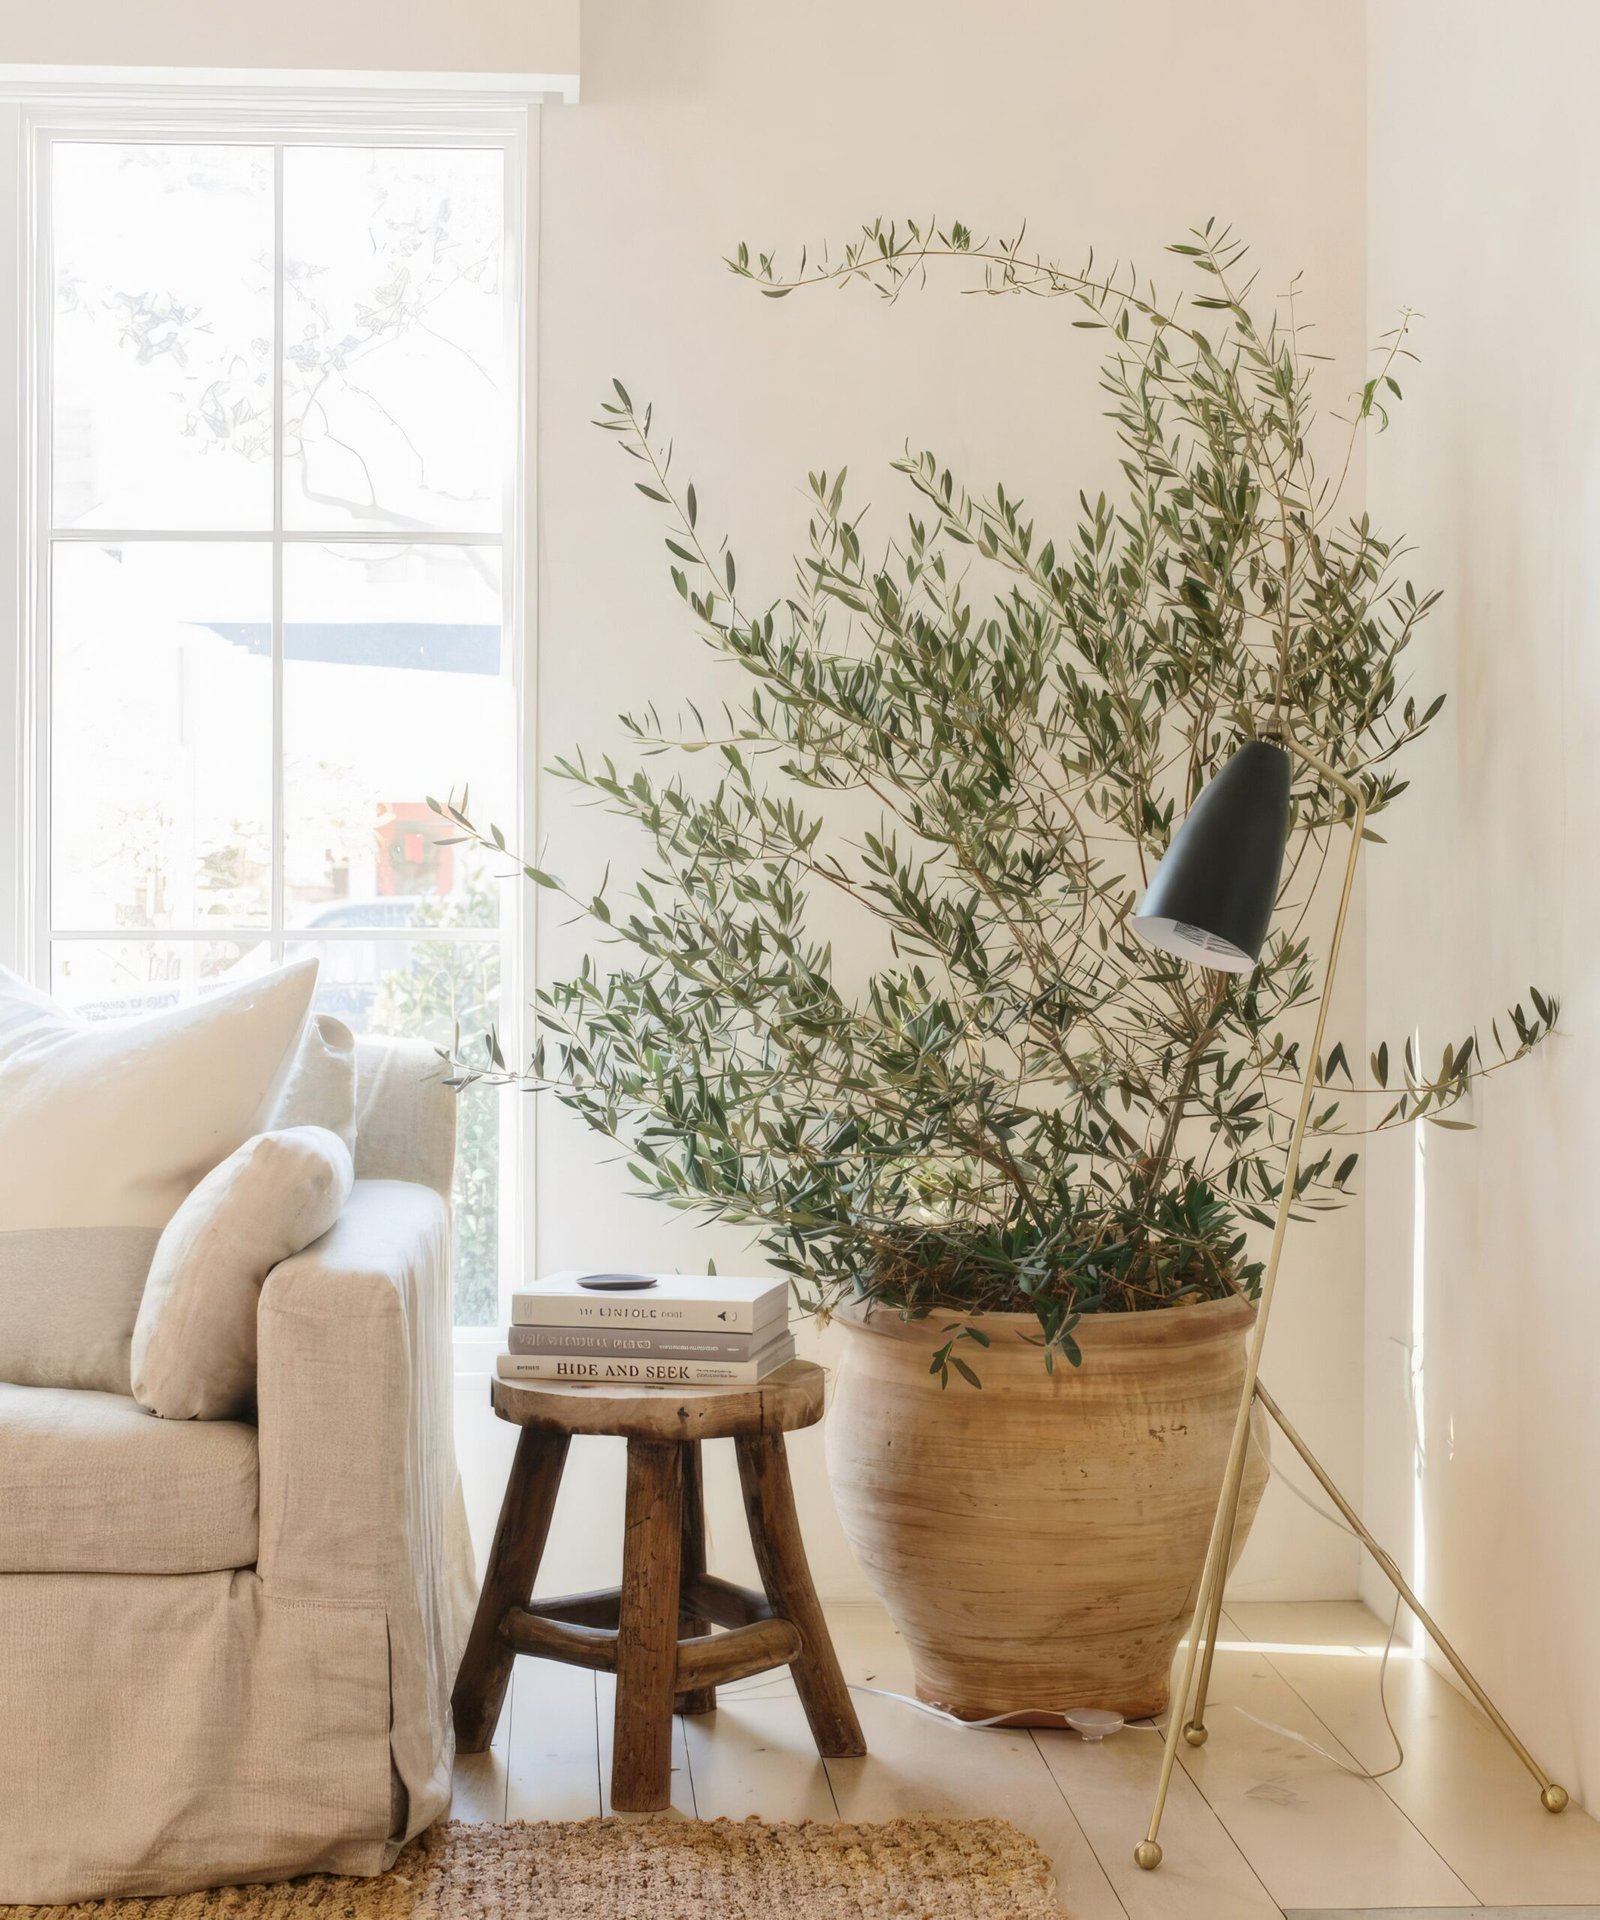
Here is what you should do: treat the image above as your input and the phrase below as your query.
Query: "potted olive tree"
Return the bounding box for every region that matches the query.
[441,224,1553,1720]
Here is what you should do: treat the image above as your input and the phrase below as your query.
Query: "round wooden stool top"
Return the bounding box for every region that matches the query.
[489,1357,825,1443]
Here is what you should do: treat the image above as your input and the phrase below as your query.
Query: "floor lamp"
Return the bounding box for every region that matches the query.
[1128,728,1568,1874]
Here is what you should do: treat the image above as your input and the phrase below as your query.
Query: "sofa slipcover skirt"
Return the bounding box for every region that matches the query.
[0,1572,395,1897]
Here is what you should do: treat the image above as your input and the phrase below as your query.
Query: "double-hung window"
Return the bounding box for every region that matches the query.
[13,110,527,1330]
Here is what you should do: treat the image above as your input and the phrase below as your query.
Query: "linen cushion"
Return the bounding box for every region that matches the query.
[132,1126,354,1421]
[267,1011,358,1152]
[0,959,317,1394]
[0,1381,258,1573]
[352,1034,456,1200]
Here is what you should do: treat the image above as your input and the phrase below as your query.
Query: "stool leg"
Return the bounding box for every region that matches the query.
[735,1430,866,1758]
[611,1439,685,1811]
[452,1427,570,1752]
[675,1440,717,1715]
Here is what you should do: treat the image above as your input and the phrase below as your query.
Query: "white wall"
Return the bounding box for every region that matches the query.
[506,0,1371,1603]
[1365,0,1600,1805]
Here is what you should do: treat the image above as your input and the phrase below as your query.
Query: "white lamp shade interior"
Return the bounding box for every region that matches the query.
[1131,913,1257,973]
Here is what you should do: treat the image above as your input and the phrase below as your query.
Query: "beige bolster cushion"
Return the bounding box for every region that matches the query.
[132,1127,354,1421]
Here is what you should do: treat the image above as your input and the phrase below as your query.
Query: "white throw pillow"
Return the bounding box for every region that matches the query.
[267,1012,358,1153]
[131,1126,354,1420]
[0,960,317,1393]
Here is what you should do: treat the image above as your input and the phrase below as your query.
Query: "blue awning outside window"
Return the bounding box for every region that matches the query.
[200,622,500,674]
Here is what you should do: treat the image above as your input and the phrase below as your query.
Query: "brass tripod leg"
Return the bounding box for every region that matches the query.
[1251,1381,1568,1814]
[1178,1381,1571,1810]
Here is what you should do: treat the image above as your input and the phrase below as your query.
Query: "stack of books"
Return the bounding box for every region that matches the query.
[497,1272,795,1386]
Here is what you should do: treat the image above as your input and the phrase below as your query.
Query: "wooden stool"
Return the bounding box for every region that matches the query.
[451,1359,866,1811]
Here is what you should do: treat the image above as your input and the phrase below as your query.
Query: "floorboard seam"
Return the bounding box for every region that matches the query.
[1220,1605,1484,1907]
[1139,1711,1288,1917]
[676,1710,699,1820]
[1024,1728,1132,1920]
[590,1669,604,1815]
[1167,1611,1307,1912]
[504,1666,515,1822]
[819,1706,844,1820]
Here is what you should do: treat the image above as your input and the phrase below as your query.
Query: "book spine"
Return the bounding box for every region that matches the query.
[507,1325,768,1361]
[509,1294,779,1336]
[497,1344,794,1387]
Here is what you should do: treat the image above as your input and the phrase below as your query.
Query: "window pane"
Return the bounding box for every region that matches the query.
[52,144,273,530]
[51,543,273,932]
[282,542,510,928]
[289,934,503,1328]
[283,147,506,534]
[51,937,266,1020]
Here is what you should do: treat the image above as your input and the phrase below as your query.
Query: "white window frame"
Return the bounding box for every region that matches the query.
[0,88,540,1362]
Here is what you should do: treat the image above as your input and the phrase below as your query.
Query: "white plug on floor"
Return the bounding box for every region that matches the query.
[1063,1708,1126,1742]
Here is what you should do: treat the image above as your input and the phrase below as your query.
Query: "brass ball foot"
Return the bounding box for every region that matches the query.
[1134,1840,1163,1872]
[1182,1720,1209,1747]
[1542,1784,1570,1813]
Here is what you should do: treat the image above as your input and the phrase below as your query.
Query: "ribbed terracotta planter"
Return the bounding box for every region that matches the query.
[825,1295,1269,1722]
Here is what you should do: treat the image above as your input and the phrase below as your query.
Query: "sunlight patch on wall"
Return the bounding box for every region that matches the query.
[1409,1044,1429,1652]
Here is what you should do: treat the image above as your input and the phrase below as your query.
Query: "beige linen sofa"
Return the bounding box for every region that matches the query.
[0,1038,477,1905]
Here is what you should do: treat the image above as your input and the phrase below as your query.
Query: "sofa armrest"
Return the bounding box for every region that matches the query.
[256,1177,477,1839]
[256,1178,460,1600]
[353,1037,456,1201]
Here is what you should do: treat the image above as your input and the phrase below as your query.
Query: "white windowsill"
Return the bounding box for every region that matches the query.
[453,1327,504,1378]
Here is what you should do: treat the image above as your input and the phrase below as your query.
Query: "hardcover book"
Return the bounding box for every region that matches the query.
[496,1333,796,1387]
[510,1271,789,1337]
[507,1324,776,1361]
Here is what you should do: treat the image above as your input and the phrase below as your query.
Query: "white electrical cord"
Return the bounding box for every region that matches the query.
[1250,1450,1409,1781]
[1223,1591,1406,1781]
[838,1685,1156,1734]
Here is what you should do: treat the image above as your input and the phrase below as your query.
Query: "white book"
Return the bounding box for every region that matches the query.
[510,1271,789,1337]
[497,1333,796,1388]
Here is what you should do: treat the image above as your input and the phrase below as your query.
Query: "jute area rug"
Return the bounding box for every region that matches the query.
[8,1817,1061,1919]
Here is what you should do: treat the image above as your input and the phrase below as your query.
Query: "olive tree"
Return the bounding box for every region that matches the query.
[439,224,1553,1376]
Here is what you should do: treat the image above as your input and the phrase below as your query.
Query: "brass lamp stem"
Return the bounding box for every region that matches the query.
[1134,726,1361,1869]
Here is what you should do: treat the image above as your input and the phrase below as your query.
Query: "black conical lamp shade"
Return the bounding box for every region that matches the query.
[1133,739,1292,973]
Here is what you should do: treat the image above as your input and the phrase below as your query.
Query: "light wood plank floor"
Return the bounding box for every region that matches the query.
[450,1599,1600,1919]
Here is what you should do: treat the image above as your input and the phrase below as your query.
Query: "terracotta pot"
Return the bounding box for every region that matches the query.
[824,1295,1269,1721]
